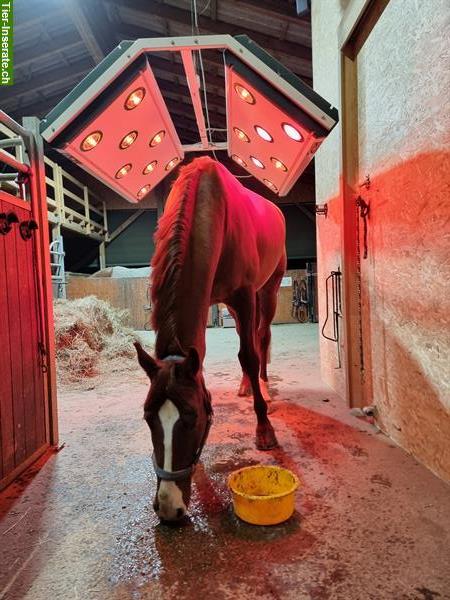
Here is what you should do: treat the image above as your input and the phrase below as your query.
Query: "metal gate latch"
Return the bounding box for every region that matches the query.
[0,211,19,235]
[19,219,38,241]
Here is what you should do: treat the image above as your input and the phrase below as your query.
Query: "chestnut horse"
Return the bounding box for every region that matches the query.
[135,156,286,521]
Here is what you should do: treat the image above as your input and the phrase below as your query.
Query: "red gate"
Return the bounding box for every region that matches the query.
[0,113,57,490]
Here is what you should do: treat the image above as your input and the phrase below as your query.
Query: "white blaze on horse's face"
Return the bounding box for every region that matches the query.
[157,399,187,520]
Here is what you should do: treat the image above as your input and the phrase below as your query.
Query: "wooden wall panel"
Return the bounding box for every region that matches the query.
[0,198,48,487]
[0,199,14,478]
[4,204,27,467]
[16,206,37,458]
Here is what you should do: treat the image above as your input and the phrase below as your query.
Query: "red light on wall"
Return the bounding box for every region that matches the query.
[165,157,179,171]
[137,184,151,199]
[250,156,265,169]
[115,163,132,179]
[120,131,138,149]
[271,157,287,171]
[234,83,255,105]
[264,179,278,192]
[282,123,303,142]
[80,131,102,151]
[255,125,273,142]
[143,160,157,174]
[232,154,247,167]
[124,87,146,110]
[150,130,165,147]
[233,127,250,142]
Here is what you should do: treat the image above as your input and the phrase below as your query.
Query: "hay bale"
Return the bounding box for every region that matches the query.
[54,296,138,385]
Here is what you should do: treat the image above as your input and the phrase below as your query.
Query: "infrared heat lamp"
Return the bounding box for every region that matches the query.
[41,35,338,201]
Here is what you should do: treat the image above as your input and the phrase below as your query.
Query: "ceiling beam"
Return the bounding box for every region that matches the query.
[63,0,105,63]
[116,24,312,82]
[105,0,311,61]
[15,30,84,69]
[232,0,309,24]
[1,57,93,104]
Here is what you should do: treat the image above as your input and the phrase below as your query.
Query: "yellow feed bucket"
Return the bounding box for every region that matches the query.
[228,465,299,526]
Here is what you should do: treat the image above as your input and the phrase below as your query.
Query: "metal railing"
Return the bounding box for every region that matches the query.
[44,155,108,241]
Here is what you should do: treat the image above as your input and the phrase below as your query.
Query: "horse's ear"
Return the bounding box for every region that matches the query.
[182,347,200,378]
[134,342,159,380]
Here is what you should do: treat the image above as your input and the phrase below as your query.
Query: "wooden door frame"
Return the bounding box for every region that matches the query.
[338,0,390,407]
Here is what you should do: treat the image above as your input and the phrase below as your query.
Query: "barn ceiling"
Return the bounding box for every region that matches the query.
[2,0,315,202]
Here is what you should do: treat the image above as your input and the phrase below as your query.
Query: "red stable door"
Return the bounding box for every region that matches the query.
[0,195,48,488]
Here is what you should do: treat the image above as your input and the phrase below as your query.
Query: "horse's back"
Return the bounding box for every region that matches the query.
[210,160,286,298]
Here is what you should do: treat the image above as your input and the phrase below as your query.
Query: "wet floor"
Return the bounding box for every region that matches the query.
[1,324,449,599]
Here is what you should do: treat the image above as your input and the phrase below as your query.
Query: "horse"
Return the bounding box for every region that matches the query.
[134,156,286,522]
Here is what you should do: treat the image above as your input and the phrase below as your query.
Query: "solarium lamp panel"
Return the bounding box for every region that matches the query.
[227,69,321,195]
[64,63,183,203]
[225,36,337,196]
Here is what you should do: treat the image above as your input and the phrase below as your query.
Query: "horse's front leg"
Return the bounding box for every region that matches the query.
[228,288,278,450]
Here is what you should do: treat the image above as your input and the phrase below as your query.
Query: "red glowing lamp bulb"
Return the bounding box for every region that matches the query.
[271,157,288,172]
[165,157,179,171]
[80,131,102,151]
[282,123,303,142]
[150,130,165,147]
[264,179,278,192]
[250,156,265,169]
[120,130,138,149]
[255,126,273,142]
[137,184,151,199]
[234,83,255,105]
[143,160,157,175]
[124,87,146,110]
[231,154,247,167]
[233,127,250,143]
[115,163,132,179]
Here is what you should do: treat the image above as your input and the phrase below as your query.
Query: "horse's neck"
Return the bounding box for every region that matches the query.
[154,174,224,360]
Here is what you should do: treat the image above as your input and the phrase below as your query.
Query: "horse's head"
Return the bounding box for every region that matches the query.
[134,342,212,522]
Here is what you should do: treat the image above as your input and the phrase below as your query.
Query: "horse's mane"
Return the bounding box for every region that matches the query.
[151,157,214,350]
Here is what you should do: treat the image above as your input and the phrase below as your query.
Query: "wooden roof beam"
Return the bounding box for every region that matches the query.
[63,0,106,64]
[15,31,84,69]
[1,57,93,104]
[105,0,311,60]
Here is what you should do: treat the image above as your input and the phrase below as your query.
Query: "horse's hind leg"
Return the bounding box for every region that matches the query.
[258,266,284,384]
[226,305,252,397]
[228,287,278,450]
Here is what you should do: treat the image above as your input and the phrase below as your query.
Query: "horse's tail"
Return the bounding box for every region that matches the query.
[151,157,217,331]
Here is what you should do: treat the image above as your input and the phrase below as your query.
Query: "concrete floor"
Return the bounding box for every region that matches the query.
[1,324,449,600]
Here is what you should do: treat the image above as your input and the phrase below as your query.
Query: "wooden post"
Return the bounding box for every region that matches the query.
[83,185,91,235]
[23,116,59,446]
[99,241,106,270]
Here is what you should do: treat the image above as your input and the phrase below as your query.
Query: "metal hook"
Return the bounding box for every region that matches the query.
[0,211,19,235]
[19,219,38,241]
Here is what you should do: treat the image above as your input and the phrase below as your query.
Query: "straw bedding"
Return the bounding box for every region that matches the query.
[54,296,139,386]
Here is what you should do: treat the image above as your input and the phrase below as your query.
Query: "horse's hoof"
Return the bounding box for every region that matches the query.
[256,425,279,450]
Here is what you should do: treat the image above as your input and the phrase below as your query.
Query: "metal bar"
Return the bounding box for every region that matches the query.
[0,110,31,140]
[0,137,24,149]
[182,141,227,153]
[0,148,30,174]
[181,49,209,149]
[0,172,18,181]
